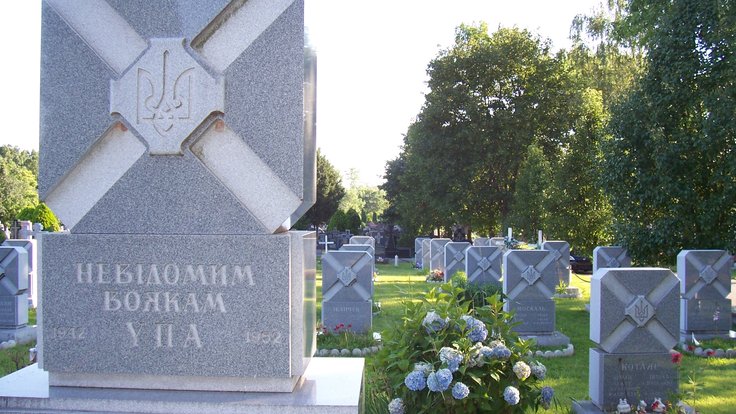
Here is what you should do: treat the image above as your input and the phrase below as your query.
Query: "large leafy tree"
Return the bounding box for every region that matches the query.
[389,25,579,237]
[508,142,551,242]
[0,146,38,226]
[293,149,345,229]
[602,0,736,263]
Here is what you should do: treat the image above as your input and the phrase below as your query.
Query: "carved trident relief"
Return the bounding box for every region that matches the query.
[322,251,373,303]
[504,250,558,300]
[42,0,305,234]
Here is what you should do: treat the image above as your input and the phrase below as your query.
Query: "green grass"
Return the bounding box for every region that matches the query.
[316,260,736,414]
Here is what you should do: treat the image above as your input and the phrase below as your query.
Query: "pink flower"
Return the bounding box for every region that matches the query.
[706,350,715,356]
[671,352,683,365]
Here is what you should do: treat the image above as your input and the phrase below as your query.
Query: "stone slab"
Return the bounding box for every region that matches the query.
[429,238,451,272]
[571,400,605,414]
[340,244,375,258]
[0,325,36,344]
[465,246,502,287]
[592,246,631,273]
[472,237,489,246]
[503,298,555,334]
[0,358,363,414]
[348,236,374,249]
[443,242,470,281]
[588,348,678,411]
[489,237,505,248]
[321,251,373,303]
[421,239,431,271]
[414,237,429,267]
[39,231,315,392]
[541,241,570,285]
[520,331,570,347]
[678,250,732,300]
[590,268,679,354]
[680,298,732,335]
[40,0,311,235]
[502,250,558,301]
[321,301,372,334]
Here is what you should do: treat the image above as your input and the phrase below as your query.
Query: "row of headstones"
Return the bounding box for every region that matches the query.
[415,237,571,286]
[0,222,45,342]
[321,236,377,334]
[575,249,733,413]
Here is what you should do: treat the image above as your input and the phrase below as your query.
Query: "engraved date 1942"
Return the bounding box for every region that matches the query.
[48,326,86,341]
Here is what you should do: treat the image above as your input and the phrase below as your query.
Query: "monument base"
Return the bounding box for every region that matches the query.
[589,348,678,411]
[0,358,364,414]
[520,331,570,347]
[0,325,36,344]
[680,330,736,343]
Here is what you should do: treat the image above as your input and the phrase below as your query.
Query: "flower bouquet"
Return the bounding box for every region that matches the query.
[376,279,555,413]
[426,269,444,283]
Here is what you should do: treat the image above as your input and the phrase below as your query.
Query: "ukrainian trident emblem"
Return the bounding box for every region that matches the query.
[111,38,224,155]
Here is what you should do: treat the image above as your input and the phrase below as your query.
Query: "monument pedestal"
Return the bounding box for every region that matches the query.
[0,358,364,413]
[520,331,570,347]
[0,325,36,344]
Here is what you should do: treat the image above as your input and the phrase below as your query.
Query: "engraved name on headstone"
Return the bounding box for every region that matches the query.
[321,251,373,333]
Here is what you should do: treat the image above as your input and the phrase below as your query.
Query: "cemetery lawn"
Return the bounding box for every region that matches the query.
[316,260,736,414]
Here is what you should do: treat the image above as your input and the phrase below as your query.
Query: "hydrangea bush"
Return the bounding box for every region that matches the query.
[375,279,555,413]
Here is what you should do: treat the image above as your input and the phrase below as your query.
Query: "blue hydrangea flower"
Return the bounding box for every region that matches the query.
[451,382,470,400]
[461,315,488,342]
[422,310,447,334]
[439,347,464,372]
[492,345,512,360]
[480,346,494,358]
[427,368,453,392]
[404,370,426,391]
[388,397,405,414]
[413,362,433,376]
[513,361,531,380]
[531,361,547,380]
[541,386,554,409]
[503,386,520,405]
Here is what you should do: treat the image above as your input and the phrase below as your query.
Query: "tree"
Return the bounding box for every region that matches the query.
[16,202,61,232]
[0,146,38,225]
[545,89,613,255]
[386,25,579,237]
[292,149,345,229]
[601,0,736,263]
[508,143,551,242]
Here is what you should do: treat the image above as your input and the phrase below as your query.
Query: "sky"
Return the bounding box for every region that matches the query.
[0,0,599,187]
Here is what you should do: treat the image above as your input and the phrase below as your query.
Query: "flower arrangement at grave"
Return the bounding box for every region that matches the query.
[426,269,444,283]
[375,279,555,413]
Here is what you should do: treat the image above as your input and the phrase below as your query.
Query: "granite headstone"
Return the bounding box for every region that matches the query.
[443,242,470,281]
[414,237,429,267]
[0,246,31,342]
[2,239,38,308]
[321,251,373,333]
[429,238,451,273]
[421,238,431,271]
[541,241,570,286]
[472,237,490,247]
[348,236,375,249]
[465,246,502,287]
[592,246,631,273]
[678,250,733,340]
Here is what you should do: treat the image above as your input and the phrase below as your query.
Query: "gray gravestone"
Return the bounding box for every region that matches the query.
[348,236,375,249]
[592,246,631,273]
[490,237,505,248]
[443,242,470,281]
[340,244,375,259]
[465,246,502,287]
[578,268,679,413]
[541,241,570,286]
[2,239,38,308]
[429,238,451,272]
[503,250,569,346]
[678,250,733,340]
[8,3,366,413]
[321,251,373,333]
[473,237,490,247]
[17,221,32,240]
[414,237,429,267]
[0,246,33,342]
[421,239,431,271]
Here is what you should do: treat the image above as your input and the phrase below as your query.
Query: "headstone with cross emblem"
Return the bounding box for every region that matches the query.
[349,236,375,249]
[429,238,451,273]
[17,221,33,240]
[472,237,490,247]
[678,250,734,340]
[1,239,37,308]
[575,268,680,413]
[503,250,570,346]
[414,237,430,267]
[422,238,432,271]
[0,246,34,342]
[444,242,470,281]
[465,246,502,287]
[541,241,570,286]
[592,246,631,273]
[27,1,347,408]
[321,251,374,333]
